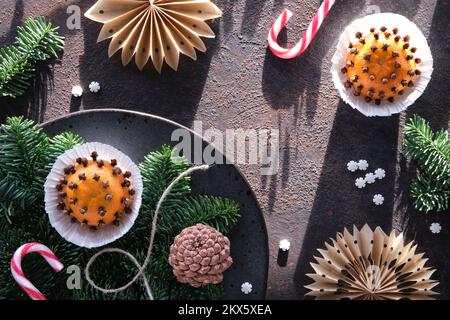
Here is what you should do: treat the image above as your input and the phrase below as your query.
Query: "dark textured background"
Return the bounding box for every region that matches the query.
[0,0,449,299]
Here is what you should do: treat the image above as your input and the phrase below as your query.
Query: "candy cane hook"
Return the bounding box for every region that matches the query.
[268,0,336,59]
[11,242,64,300]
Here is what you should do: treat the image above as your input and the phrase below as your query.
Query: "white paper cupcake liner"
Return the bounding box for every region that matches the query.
[44,142,143,248]
[331,13,433,117]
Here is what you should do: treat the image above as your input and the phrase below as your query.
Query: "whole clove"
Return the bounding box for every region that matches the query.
[98,207,106,217]
[113,167,122,176]
[124,171,132,178]
[68,182,77,190]
[97,159,104,167]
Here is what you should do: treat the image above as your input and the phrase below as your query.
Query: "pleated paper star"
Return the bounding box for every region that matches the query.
[305,225,439,300]
[85,0,222,73]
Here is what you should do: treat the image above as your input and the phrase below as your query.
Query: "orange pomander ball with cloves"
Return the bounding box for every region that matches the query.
[341,26,422,105]
[55,151,135,230]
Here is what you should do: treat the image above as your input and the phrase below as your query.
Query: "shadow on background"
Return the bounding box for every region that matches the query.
[260,0,365,214]
[75,1,223,126]
[0,0,71,123]
[293,0,449,299]
[262,0,366,122]
[394,0,450,299]
[1,0,226,127]
[293,101,401,297]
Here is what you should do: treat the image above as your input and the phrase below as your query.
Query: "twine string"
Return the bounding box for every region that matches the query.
[85,164,211,299]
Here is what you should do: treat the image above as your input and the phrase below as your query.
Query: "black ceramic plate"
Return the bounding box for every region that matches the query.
[42,109,268,300]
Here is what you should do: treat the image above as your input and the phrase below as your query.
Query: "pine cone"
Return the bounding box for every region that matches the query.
[168,224,233,287]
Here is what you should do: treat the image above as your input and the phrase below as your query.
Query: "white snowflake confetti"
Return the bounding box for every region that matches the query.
[430,223,442,234]
[347,161,359,172]
[357,160,369,171]
[365,173,376,184]
[373,194,384,205]
[374,168,386,180]
[355,177,366,189]
[241,282,253,294]
[71,85,83,97]
[89,81,101,93]
[279,239,291,251]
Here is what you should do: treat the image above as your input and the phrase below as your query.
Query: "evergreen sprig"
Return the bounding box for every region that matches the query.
[403,115,450,213]
[0,117,240,300]
[0,16,64,98]
[0,117,49,220]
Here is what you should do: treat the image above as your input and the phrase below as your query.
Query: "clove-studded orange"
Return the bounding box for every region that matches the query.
[342,27,421,105]
[56,152,134,230]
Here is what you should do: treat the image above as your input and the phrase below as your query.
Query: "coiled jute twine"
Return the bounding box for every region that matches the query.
[85,164,210,299]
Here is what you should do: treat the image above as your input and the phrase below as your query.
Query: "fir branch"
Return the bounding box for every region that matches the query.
[410,174,449,213]
[403,115,450,213]
[156,195,240,241]
[0,117,83,220]
[139,145,191,211]
[0,16,64,98]
[0,117,49,218]
[40,132,83,187]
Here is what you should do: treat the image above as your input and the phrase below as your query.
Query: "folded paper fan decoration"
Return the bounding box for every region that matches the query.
[85,0,222,73]
[305,224,439,300]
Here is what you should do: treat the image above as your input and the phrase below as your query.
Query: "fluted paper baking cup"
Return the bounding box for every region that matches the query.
[331,13,433,117]
[44,142,143,248]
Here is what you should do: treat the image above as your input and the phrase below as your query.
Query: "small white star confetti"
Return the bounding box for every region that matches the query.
[89,81,101,93]
[279,239,291,251]
[355,177,366,189]
[347,161,359,172]
[430,223,442,234]
[241,282,253,294]
[71,85,83,97]
[374,168,386,180]
[357,160,369,171]
[373,194,384,205]
[365,173,376,184]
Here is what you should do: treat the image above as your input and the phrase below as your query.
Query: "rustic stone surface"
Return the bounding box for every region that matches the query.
[0,0,449,299]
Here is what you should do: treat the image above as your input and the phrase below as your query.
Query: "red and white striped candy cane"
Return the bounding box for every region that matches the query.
[268,0,336,59]
[10,242,64,300]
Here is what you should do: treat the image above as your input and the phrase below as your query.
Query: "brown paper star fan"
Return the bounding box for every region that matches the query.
[305,224,439,300]
[85,0,222,73]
